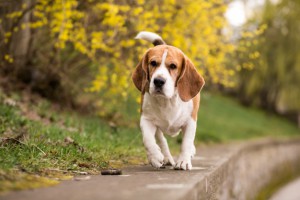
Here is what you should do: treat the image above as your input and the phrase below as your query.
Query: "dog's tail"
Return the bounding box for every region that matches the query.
[135,31,166,46]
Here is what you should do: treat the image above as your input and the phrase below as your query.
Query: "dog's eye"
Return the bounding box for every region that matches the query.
[150,61,157,67]
[170,64,177,69]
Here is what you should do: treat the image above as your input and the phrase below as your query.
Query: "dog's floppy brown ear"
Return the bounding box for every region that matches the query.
[177,56,205,102]
[132,51,150,94]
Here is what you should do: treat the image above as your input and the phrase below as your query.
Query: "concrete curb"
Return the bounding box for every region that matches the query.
[2,138,300,200]
[187,138,300,200]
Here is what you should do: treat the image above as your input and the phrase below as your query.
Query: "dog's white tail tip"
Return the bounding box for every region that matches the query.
[135,31,166,46]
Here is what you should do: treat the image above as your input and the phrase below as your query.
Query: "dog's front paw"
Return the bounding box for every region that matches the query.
[174,154,192,170]
[148,151,164,169]
[163,156,175,166]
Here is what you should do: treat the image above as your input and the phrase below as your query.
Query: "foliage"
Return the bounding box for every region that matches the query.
[236,0,300,112]
[0,0,236,116]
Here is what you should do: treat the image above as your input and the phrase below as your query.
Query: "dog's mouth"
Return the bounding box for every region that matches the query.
[154,88,165,96]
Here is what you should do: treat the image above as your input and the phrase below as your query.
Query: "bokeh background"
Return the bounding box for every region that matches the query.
[1,0,299,123]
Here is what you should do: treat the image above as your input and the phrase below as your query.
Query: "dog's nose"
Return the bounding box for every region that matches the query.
[154,77,166,87]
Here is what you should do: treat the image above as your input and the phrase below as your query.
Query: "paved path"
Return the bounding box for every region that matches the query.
[269,177,300,200]
[1,139,300,200]
[0,144,234,200]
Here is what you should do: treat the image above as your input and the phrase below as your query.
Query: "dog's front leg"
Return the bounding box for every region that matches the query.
[175,118,197,170]
[140,116,164,168]
[156,129,175,166]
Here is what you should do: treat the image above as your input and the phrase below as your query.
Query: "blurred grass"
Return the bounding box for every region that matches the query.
[197,93,300,142]
[0,91,299,192]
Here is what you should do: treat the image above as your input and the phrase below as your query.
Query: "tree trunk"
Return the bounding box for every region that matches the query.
[9,0,32,69]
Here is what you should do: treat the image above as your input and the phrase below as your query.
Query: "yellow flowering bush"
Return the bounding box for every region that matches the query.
[1,0,238,117]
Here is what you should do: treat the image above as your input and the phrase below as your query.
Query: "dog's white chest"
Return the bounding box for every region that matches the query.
[142,93,193,136]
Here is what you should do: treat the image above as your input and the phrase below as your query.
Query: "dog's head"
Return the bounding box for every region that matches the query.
[132,45,205,102]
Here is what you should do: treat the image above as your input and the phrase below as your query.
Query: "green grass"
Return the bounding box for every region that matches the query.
[0,102,146,173]
[0,92,146,192]
[197,93,300,142]
[0,91,299,192]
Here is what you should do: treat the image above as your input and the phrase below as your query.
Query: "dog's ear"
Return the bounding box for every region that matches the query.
[177,56,205,102]
[132,51,150,94]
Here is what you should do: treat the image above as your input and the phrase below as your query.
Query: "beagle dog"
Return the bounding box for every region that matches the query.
[132,31,205,170]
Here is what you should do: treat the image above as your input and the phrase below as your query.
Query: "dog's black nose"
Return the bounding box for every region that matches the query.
[154,77,166,87]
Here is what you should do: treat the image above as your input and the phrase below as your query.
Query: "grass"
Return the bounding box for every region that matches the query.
[0,90,299,192]
[0,92,146,192]
[0,98,146,173]
[197,93,300,142]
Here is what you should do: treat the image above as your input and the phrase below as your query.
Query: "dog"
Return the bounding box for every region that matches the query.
[132,31,205,170]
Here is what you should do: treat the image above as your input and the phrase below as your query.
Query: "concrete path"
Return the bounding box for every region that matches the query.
[269,177,300,200]
[0,144,235,200]
[1,138,300,200]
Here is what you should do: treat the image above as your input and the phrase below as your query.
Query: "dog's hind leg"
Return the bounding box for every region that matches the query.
[155,129,175,166]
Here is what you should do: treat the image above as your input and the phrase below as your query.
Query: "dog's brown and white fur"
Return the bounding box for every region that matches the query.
[132,31,205,170]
